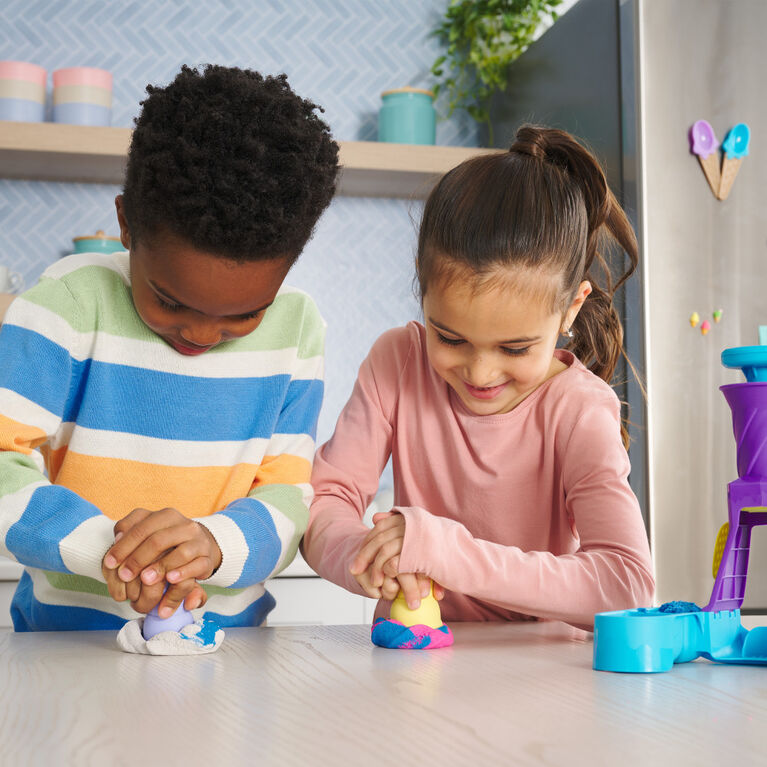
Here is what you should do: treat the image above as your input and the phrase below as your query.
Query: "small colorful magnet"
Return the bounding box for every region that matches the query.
[713,309,723,323]
[689,120,721,198]
[718,123,750,200]
[690,312,700,328]
[700,320,711,336]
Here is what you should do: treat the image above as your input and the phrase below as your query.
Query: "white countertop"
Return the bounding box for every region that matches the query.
[2,620,767,765]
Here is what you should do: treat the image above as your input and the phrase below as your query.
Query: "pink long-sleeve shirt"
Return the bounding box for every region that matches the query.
[303,322,654,629]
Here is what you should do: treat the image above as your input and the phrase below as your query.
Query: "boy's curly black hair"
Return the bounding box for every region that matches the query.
[121,64,339,263]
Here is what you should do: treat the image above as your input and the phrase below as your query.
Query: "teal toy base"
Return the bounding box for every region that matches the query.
[593,607,767,672]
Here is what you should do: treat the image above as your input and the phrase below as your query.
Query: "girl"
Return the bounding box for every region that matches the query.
[302,125,654,630]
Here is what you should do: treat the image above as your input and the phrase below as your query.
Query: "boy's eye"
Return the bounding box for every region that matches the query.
[157,296,183,312]
[436,331,464,346]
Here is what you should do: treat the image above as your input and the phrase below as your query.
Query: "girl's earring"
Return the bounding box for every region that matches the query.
[562,327,574,338]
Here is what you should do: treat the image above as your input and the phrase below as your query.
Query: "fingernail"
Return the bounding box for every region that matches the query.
[167,570,180,583]
[104,554,117,569]
[114,531,123,543]
[159,606,173,618]
[118,567,133,582]
[142,569,157,584]
[408,599,420,610]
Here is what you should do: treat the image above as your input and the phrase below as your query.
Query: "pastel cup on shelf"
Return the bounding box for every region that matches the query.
[378,87,436,145]
[0,61,46,122]
[53,67,112,126]
[72,230,124,254]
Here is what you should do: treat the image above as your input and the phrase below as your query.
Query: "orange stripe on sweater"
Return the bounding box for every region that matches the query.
[52,452,307,521]
[252,453,312,489]
[0,414,48,454]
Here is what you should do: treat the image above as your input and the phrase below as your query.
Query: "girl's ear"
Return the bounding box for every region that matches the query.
[562,280,592,332]
[114,195,132,250]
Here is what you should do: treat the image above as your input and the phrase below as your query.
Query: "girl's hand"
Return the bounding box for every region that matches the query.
[350,512,444,607]
[350,511,406,585]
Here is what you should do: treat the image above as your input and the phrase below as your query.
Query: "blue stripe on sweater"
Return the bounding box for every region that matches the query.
[10,572,127,631]
[5,485,103,572]
[10,571,277,631]
[0,325,323,440]
[219,497,281,587]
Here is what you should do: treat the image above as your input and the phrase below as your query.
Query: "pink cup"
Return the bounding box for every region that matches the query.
[53,67,112,90]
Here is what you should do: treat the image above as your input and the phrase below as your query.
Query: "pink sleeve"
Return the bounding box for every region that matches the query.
[301,328,411,595]
[397,402,655,629]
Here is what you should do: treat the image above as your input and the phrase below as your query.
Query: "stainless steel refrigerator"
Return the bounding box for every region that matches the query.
[490,0,767,610]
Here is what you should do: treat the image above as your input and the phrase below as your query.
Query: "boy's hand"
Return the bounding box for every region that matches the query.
[103,507,221,616]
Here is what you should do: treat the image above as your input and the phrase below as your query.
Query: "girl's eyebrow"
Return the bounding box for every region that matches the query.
[427,316,541,345]
[150,281,272,319]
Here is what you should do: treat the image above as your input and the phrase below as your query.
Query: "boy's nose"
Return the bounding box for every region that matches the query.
[180,323,222,348]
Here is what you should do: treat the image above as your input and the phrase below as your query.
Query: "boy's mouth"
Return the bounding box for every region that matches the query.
[167,338,213,356]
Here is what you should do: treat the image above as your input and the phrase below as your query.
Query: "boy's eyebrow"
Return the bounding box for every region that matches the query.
[150,281,273,318]
[427,317,541,344]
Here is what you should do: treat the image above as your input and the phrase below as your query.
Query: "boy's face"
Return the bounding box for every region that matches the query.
[116,196,293,355]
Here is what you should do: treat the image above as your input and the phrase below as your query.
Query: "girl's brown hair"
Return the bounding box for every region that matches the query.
[416,124,639,447]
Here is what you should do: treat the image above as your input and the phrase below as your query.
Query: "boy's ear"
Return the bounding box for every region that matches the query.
[114,195,132,250]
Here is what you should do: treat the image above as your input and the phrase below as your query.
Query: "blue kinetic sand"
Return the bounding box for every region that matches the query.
[593,605,767,673]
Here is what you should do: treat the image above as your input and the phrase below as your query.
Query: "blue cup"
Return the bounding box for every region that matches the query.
[378,87,436,145]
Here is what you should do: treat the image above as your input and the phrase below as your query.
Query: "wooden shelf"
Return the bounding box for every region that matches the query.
[0,121,500,198]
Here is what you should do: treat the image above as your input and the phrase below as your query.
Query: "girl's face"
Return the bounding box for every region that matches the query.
[422,271,590,416]
[117,196,292,355]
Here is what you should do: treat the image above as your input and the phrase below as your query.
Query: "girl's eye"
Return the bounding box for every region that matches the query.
[237,311,263,321]
[436,332,464,346]
[501,346,530,356]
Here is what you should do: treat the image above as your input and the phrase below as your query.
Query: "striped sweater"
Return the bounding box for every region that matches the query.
[0,252,324,631]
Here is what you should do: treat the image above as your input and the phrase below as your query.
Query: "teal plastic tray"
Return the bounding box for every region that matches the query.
[593,607,767,672]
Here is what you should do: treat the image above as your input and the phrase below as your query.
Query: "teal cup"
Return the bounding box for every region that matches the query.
[378,87,436,145]
[73,230,124,254]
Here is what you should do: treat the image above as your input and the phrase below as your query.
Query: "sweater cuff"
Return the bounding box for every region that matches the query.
[195,514,248,588]
[396,505,435,576]
[59,514,117,583]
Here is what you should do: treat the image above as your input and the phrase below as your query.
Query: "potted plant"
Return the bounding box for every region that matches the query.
[431,0,563,145]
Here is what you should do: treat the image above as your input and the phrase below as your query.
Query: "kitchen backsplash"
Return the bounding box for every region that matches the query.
[0,0,480,471]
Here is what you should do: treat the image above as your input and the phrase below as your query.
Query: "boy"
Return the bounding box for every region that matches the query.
[0,64,339,630]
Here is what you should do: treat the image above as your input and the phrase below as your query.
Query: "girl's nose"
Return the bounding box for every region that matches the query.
[465,356,499,387]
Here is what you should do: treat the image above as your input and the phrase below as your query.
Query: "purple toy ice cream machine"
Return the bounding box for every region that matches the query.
[593,345,767,672]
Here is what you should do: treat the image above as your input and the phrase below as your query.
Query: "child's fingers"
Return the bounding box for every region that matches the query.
[382,555,400,578]
[381,575,400,601]
[104,508,154,568]
[350,567,383,599]
[350,526,404,575]
[372,538,404,583]
[130,580,165,615]
[163,555,216,585]
[396,573,422,609]
[183,584,207,612]
[117,520,199,583]
[415,572,432,598]
[433,581,446,600]
[156,579,199,618]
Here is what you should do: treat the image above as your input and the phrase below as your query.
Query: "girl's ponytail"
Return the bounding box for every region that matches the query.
[512,126,640,447]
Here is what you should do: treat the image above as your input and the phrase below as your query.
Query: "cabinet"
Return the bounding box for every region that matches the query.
[0,118,486,626]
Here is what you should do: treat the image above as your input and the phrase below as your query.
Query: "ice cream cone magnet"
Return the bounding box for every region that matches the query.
[718,123,750,200]
[689,119,720,198]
